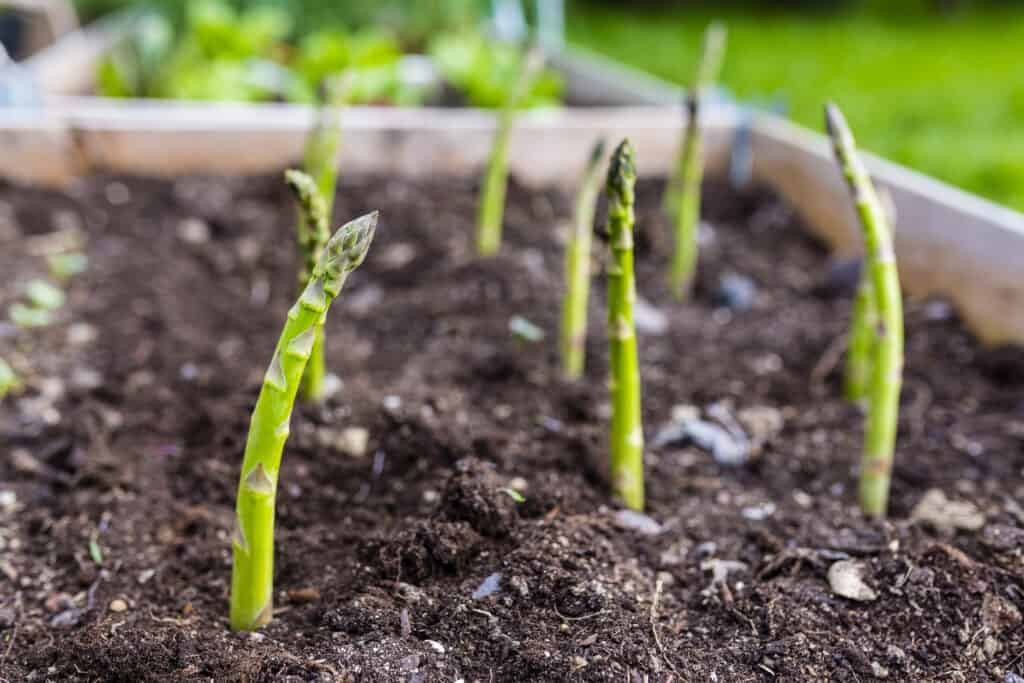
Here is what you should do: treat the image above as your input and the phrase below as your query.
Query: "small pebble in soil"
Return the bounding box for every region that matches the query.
[713,272,757,311]
[910,489,985,533]
[104,182,132,206]
[177,218,210,245]
[108,599,128,613]
[827,560,877,602]
[383,395,402,413]
[1006,673,1024,683]
[614,509,662,536]
[653,403,751,466]
[336,427,369,458]
[472,573,501,600]
[425,640,445,654]
[508,315,545,343]
[633,296,668,336]
[740,502,776,521]
[67,323,97,346]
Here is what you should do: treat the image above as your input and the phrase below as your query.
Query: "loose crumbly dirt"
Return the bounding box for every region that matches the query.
[0,171,1022,681]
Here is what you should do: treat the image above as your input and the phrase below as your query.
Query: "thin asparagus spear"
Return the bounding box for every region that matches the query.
[560,139,606,380]
[825,103,904,518]
[286,170,331,402]
[230,210,377,631]
[663,21,726,215]
[668,93,702,299]
[476,48,546,256]
[605,139,645,511]
[295,78,349,402]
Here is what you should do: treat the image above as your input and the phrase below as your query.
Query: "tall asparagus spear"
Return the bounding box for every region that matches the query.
[230,210,377,631]
[825,103,904,518]
[665,22,727,300]
[605,139,645,511]
[286,170,332,402]
[295,78,349,402]
[560,139,606,380]
[844,275,877,403]
[476,48,546,256]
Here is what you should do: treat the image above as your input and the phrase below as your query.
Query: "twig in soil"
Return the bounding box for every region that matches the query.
[605,140,645,511]
[826,103,904,519]
[650,577,682,680]
[0,604,20,664]
[560,139,606,380]
[810,333,848,391]
[230,210,377,632]
[665,21,727,300]
[552,605,607,622]
[476,48,545,256]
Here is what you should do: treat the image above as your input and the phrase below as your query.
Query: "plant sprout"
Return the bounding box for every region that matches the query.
[230,209,377,631]
[825,103,904,518]
[605,139,645,511]
[0,357,20,399]
[475,47,546,256]
[292,78,347,402]
[560,139,606,380]
[666,22,727,299]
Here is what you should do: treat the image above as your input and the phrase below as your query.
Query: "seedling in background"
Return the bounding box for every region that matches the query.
[605,140,645,511]
[0,358,21,399]
[666,22,727,300]
[230,209,377,631]
[825,103,904,518]
[24,279,65,311]
[560,139,606,380]
[476,48,546,256]
[46,252,89,281]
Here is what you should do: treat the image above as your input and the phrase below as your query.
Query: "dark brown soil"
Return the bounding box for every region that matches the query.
[0,170,1022,682]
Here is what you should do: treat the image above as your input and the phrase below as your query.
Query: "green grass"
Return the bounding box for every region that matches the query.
[567,3,1024,211]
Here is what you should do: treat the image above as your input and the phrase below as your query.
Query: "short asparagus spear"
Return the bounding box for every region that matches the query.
[560,139,606,380]
[476,48,546,256]
[230,210,377,631]
[286,170,332,402]
[825,103,904,518]
[666,22,727,299]
[605,139,645,511]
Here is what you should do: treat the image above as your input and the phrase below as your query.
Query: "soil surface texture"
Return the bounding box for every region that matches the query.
[1,172,1022,682]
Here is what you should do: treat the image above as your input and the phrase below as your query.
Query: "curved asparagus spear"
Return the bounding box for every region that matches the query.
[844,274,876,403]
[230,210,377,631]
[476,48,546,256]
[560,139,606,380]
[286,170,332,402]
[605,139,645,511]
[825,103,904,518]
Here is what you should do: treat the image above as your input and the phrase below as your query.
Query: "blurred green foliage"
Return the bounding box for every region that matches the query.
[568,1,1024,210]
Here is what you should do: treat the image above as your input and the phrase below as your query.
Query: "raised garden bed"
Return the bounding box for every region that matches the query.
[1,171,1022,680]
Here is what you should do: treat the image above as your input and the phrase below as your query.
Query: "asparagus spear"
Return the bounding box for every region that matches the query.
[825,103,904,518]
[666,22,727,300]
[663,21,726,215]
[294,78,348,402]
[286,170,332,402]
[605,139,645,511]
[476,48,546,256]
[560,139,606,380]
[844,274,877,403]
[230,210,377,631]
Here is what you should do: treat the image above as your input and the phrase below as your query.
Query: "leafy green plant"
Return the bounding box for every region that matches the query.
[666,21,726,300]
[475,48,547,256]
[560,139,606,380]
[605,139,645,511]
[230,208,377,631]
[430,32,563,109]
[825,103,904,518]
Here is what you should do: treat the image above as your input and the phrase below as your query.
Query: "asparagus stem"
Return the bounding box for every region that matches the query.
[476,48,546,256]
[844,274,877,403]
[230,210,377,631]
[605,139,645,511]
[668,94,702,299]
[560,139,606,380]
[825,103,904,518]
[663,21,726,216]
[286,170,332,402]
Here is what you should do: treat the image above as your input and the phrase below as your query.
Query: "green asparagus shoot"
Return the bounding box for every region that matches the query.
[560,139,606,380]
[668,94,703,300]
[286,170,332,402]
[0,357,21,399]
[24,279,65,311]
[605,139,645,511]
[475,48,546,256]
[663,21,726,216]
[844,274,877,403]
[825,103,904,518]
[230,209,377,631]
